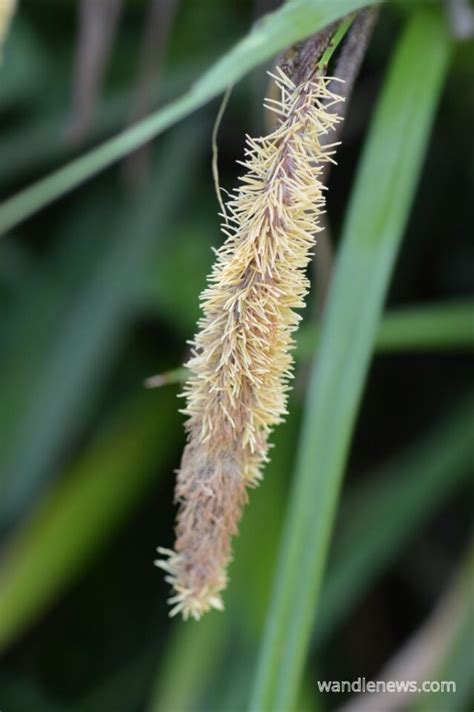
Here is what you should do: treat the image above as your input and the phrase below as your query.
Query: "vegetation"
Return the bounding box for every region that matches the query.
[0,1,472,710]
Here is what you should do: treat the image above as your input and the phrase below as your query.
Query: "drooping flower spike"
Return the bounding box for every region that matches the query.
[157,67,343,620]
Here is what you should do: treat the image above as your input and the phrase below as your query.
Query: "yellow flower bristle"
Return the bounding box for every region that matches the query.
[157,68,343,620]
[0,0,16,54]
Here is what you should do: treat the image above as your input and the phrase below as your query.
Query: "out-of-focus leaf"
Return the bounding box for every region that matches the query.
[373,301,474,351]
[0,23,47,109]
[339,540,474,712]
[141,218,215,334]
[0,63,202,186]
[297,301,474,355]
[0,389,180,652]
[0,672,64,712]
[414,542,474,712]
[148,614,226,712]
[316,394,474,643]
[250,10,451,710]
[0,122,205,523]
[0,239,33,294]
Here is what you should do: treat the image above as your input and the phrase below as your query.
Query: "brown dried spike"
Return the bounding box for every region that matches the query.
[156,69,343,620]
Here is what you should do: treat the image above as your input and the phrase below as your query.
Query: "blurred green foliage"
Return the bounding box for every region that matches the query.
[0,1,472,711]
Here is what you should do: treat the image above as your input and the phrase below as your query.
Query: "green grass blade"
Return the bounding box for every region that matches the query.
[0,391,180,652]
[0,0,383,237]
[249,10,451,711]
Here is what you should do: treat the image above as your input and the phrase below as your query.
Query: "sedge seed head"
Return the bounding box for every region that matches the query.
[157,68,343,620]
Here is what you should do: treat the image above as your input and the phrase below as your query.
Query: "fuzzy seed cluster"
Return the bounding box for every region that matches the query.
[157,68,343,620]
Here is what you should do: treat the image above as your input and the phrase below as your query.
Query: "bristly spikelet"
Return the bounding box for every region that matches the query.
[156,68,343,620]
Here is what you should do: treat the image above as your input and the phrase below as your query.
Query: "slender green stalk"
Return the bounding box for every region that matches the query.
[318,15,354,69]
[0,0,382,237]
[249,10,451,711]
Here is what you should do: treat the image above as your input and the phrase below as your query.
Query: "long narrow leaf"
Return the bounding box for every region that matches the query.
[250,10,451,711]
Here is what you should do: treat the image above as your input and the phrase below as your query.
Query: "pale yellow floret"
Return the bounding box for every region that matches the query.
[0,0,17,52]
[157,68,343,620]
